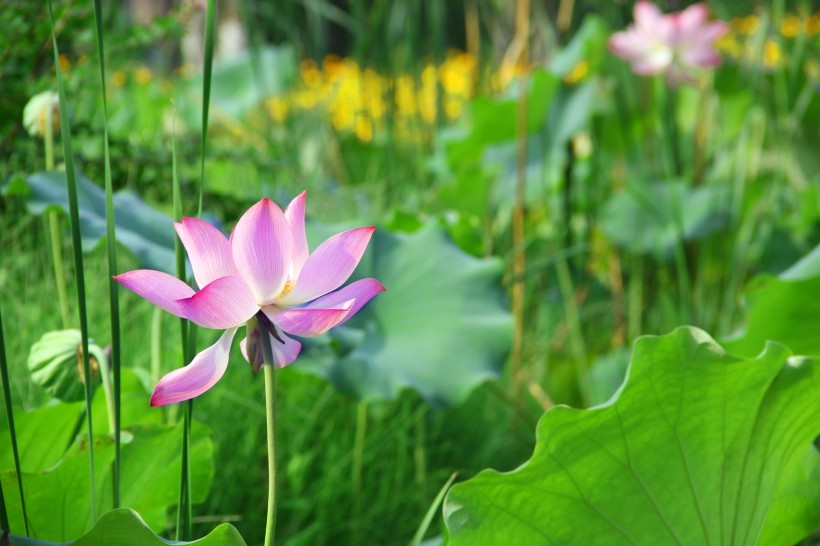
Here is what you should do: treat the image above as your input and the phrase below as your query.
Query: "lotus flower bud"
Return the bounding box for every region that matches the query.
[23,91,61,138]
[27,329,107,402]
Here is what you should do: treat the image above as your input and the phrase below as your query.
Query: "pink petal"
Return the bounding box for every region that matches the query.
[700,21,728,43]
[682,46,722,67]
[634,1,663,31]
[674,3,707,36]
[114,269,194,316]
[231,198,293,305]
[285,191,309,278]
[150,327,237,406]
[272,305,352,337]
[303,278,385,326]
[277,226,375,305]
[177,276,259,329]
[240,331,302,368]
[175,217,237,289]
[608,31,646,60]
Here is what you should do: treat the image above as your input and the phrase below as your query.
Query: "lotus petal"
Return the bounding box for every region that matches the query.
[231,198,292,305]
[177,276,259,329]
[277,226,375,305]
[175,217,237,289]
[150,327,237,406]
[114,270,194,316]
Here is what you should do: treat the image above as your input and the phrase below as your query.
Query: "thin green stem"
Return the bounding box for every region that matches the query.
[260,331,278,546]
[199,0,216,217]
[150,307,162,387]
[47,213,71,329]
[91,0,122,508]
[45,102,71,330]
[97,348,115,435]
[555,257,591,406]
[47,0,96,521]
[0,307,28,535]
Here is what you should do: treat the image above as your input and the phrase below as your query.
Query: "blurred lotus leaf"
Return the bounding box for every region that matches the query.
[601,181,732,258]
[297,224,513,407]
[4,171,177,273]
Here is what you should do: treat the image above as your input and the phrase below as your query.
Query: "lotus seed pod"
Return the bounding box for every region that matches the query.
[27,329,106,402]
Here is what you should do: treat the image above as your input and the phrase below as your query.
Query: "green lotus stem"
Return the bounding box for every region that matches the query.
[44,106,71,330]
[150,307,162,387]
[260,330,278,546]
[96,347,116,436]
[0,307,28,535]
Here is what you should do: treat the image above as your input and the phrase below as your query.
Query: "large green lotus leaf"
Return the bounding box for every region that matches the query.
[0,401,83,473]
[2,422,213,542]
[723,243,820,358]
[4,171,176,273]
[601,181,731,258]
[444,327,820,545]
[297,225,513,407]
[9,508,246,545]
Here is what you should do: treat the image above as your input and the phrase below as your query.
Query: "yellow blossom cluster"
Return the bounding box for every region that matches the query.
[716,11,819,70]
[265,51,478,143]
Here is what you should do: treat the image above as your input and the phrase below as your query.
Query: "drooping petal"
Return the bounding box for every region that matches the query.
[150,327,237,406]
[303,278,385,326]
[239,331,302,368]
[277,226,375,305]
[272,305,352,337]
[175,217,237,289]
[284,191,309,278]
[231,198,293,305]
[114,269,194,317]
[176,276,259,329]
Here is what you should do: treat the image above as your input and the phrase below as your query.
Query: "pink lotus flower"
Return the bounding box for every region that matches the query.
[115,193,385,406]
[608,1,728,86]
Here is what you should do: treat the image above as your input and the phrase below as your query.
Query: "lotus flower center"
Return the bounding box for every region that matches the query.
[276,279,296,300]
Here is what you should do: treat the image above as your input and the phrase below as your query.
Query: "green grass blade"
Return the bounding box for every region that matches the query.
[91,0,122,509]
[171,105,194,542]
[198,0,215,218]
[47,0,96,522]
[0,306,28,535]
[409,472,458,546]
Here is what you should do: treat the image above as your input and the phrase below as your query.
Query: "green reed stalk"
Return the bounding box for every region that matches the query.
[48,0,96,521]
[91,0,122,507]
[0,307,28,535]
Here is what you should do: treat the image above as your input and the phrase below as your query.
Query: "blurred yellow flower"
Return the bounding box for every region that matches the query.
[111,70,127,88]
[563,60,589,84]
[762,38,782,69]
[135,66,153,86]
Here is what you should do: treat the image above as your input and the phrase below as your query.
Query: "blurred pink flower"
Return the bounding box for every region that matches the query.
[115,193,384,406]
[608,1,728,86]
